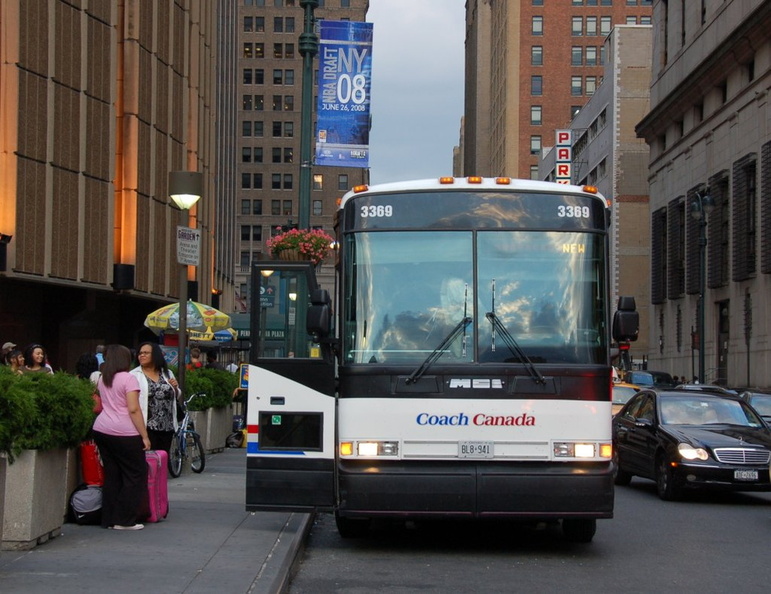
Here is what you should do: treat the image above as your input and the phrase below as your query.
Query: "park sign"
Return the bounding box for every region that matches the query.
[315,20,373,168]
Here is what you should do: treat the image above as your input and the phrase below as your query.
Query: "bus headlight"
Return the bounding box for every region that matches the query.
[553,442,606,458]
[341,441,399,457]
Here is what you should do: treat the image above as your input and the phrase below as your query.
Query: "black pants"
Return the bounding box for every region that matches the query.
[148,429,174,456]
[93,431,147,528]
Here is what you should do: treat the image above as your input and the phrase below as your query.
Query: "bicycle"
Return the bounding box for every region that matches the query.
[169,393,206,478]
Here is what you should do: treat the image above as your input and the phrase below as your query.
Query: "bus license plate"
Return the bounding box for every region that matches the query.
[734,469,758,481]
[458,441,494,458]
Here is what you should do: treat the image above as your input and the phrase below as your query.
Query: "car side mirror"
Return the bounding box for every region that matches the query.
[613,296,639,342]
[307,289,331,340]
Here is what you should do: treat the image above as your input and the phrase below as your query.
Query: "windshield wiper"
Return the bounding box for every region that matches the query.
[406,316,472,385]
[486,311,545,385]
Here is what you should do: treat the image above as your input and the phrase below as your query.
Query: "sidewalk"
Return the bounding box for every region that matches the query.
[0,448,311,594]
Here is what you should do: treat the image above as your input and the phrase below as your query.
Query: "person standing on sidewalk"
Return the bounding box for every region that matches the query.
[130,341,181,455]
[92,344,150,531]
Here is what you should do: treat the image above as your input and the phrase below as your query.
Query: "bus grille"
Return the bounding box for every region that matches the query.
[713,448,770,465]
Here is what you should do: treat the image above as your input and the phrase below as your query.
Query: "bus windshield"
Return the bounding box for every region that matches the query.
[344,230,606,365]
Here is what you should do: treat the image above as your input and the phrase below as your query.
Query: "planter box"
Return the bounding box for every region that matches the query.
[191,404,233,454]
[2,448,69,550]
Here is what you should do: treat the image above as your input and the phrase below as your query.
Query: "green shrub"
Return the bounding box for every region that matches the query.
[184,367,238,410]
[0,366,94,463]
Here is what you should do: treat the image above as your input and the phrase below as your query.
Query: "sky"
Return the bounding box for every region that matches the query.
[365,0,466,185]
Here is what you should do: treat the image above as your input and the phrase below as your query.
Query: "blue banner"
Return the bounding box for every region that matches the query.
[315,20,373,168]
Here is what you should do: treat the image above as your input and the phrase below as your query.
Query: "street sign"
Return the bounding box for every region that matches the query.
[177,225,201,266]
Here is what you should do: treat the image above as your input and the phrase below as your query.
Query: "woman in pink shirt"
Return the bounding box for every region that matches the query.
[93,344,151,530]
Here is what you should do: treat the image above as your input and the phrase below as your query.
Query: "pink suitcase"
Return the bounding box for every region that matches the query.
[143,450,169,522]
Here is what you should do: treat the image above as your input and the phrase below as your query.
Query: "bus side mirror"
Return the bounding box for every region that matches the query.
[612,296,639,342]
[307,289,331,340]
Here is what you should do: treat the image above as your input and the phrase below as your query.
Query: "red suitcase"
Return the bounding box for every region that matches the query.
[143,450,169,522]
[79,440,104,486]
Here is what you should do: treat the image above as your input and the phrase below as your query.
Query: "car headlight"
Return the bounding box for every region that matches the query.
[677,443,709,461]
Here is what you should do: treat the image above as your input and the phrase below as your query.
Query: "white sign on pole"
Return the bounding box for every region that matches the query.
[177,226,201,266]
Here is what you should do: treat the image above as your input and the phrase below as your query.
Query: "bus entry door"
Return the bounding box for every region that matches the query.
[245,262,336,512]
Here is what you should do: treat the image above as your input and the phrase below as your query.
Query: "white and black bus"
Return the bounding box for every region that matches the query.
[245,177,638,542]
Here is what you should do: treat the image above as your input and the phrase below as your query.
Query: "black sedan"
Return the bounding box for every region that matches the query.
[612,390,771,500]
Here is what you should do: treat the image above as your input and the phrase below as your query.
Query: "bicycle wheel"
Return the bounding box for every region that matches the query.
[189,433,206,473]
[168,433,183,478]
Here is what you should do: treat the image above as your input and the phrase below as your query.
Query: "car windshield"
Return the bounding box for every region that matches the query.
[747,394,771,417]
[612,386,638,405]
[660,396,765,427]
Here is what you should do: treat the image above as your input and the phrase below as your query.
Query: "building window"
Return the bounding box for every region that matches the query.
[313,200,323,216]
[255,43,264,59]
[572,17,582,36]
[255,16,265,31]
[586,17,597,36]
[531,75,543,96]
[272,174,281,190]
[242,148,252,163]
[254,121,264,137]
[274,16,283,33]
[284,174,293,189]
[274,43,283,59]
[285,70,295,85]
[242,121,252,136]
[285,44,295,59]
[273,69,283,85]
[338,174,349,191]
[284,147,293,163]
[253,173,263,189]
[272,121,282,137]
[571,46,582,66]
[640,16,651,25]
[253,200,262,215]
[272,147,281,163]
[284,121,294,137]
[626,16,637,25]
[241,173,251,189]
[271,200,280,215]
[571,76,582,96]
[531,46,543,65]
[600,16,611,36]
[284,96,294,111]
[586,46,597,66]
[240,226,251,241]
[283,200,292,215]
[243,43,253,59]
[243,69,253,85]
[241,200,251,215]
[244,17,254,32]
[254,95,264,111]
[286,17,295,33]
[530,135,542,155]
[732,155,757,280]
[254,147,263,163]
[532,16,543,35]
[242,95,253,110]
[530,105,542,125]
[586,76,597,96]
[530,165,539,180]
[313,174,323,190]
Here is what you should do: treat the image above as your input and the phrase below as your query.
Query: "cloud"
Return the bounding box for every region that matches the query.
[366,0,466,184]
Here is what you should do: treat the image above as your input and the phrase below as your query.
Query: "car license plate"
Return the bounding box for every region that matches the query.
[458,441,494,458]
[734,469,758,481]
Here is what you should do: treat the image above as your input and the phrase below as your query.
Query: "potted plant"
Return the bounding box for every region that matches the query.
[184,368,239,453]
[266,227,335,265]
[0,367,94,550]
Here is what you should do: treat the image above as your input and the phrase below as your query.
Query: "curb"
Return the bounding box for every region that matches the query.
[252,512,314,594]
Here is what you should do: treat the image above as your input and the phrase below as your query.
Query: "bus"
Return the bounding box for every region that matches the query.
[245,177,638,543]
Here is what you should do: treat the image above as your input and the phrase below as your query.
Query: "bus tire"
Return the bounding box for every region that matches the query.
[562,518,596,543]
[335,512,370,538]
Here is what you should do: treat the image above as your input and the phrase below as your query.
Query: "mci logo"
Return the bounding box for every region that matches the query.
[449,379,504,389]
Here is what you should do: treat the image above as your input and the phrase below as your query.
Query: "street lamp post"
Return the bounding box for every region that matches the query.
[690,191,714,384]
[298,0,319,231]
[169,171,203,397]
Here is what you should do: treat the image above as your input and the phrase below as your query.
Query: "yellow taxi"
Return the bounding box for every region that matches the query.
[612,381,640,416]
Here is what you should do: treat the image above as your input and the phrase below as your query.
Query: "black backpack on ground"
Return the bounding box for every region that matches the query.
[68,484,103,525]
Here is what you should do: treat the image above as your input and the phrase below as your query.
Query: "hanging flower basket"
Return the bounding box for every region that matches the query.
[266,228,335,265]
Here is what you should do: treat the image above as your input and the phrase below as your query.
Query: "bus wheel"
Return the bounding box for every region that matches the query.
[562,518,596,543]
[335,512,370,538]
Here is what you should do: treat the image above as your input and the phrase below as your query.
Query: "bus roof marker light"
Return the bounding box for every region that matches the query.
[582,185,599,194]
[439,177,455,185]
[467,176,483,184]
[495,177,512,185]
[352,185,369,194]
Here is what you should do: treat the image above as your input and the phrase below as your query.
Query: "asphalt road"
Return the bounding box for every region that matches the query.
[288,480,771,593]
